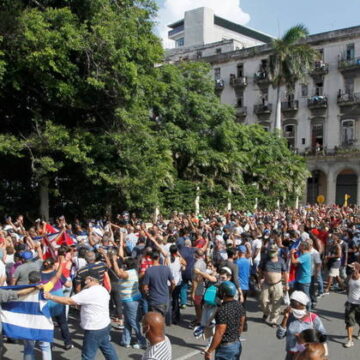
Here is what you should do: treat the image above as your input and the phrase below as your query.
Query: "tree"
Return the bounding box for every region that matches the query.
[269,24,318,132]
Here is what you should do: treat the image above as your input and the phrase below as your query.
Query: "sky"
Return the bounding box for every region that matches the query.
[155,0,360,46]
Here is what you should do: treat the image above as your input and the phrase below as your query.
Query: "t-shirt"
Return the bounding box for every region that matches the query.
[296,253,312,284]
[14,259,43,285]
[348,277,360,305]
[143,265,174,305]
[168,257,182,286]
[180,247,196,281]
[71,284,111,330]
[252,239,262,262]
[310,248,321,276]
[260,257,287,273]
[192,259,206,296]
[215,300,245,344]
[236,257,251,290]
[142,336,172,360]
[348,239,358,264]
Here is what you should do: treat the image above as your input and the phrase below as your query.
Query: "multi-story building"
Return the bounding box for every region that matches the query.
[165,7,360,206]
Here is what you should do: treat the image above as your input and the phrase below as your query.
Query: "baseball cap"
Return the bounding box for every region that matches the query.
[21,251,33,260]
[238,245,247,253]
[290,291,309,306]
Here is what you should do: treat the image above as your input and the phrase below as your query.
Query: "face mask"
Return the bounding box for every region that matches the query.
[291,308,307,319]
[295,343,306,352]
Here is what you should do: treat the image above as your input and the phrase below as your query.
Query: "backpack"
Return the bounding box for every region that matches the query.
[203,285,218,306]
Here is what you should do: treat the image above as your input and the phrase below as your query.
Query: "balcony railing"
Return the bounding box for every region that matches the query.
[168,25,184,37]
[230,75,248,88]
[310,62,329,76]
[254,71,270,84]
[337,92,360,106]
[281,100,299,112]
[299,142,360,157]
[215,79,225,91]
[235,106,247,117]
[338,56,360,71]
[307,95,328,109]
[254,103,272,115]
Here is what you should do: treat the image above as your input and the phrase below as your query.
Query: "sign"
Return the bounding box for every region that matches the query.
[316,195,325,204]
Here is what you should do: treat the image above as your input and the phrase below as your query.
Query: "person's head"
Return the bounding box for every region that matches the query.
[42,257,55,271]
[297,329,327,345]
[84,270,101,289]
[184,239,192,248]
[21,250,33,263]
[217,280,237,300]
[226,248,235,260]
[58,245,72,260]
[290,291,309,319]
[85,251,96,264]
[150,251,160,262]
[142,312,165,344]
[195,249,204,260]
[219,267,232,282]
[28,271,41,284]
[268,244,278,259]
[124,258,137,270]
[238,245,247,257]
[349,262,360,278]
[299,241,311,253]
[78,247,87,259]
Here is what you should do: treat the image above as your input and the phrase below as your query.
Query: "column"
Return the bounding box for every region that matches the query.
[357,175,360,205]
[326,172,336,205]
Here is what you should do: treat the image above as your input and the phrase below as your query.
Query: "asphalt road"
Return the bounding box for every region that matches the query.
[2,292,359,359]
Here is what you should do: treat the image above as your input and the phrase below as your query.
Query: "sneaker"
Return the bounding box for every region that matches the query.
[123,344,131,349]
[323,292,330,295]
[180,304,187,309]
[132,344,140,349]
[354,331,360,340]
[64,344,74,351]
[344,340,354,348]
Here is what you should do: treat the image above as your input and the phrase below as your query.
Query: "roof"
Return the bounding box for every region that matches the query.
[168,20,184,29]
[214,16,274,43]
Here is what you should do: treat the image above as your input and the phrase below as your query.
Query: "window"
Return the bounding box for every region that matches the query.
[237,97,243,107]
[263,126,270,132]
[318,49,324,61]
[315,80,324,96]
[302,138,306,145]
[237,64,244,77]
[196,51,202,59]
[341,120,355,145]
[214,68,221,80]
[345,78,354,95]
[260,59,268,71]
[346,43,355,60]
[284,125,296,149]
[312,123,323,148]
[176,38,184,48]
[301,84,308,97]
[216,48,222,54]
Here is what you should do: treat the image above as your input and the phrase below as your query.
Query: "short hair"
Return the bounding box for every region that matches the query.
[85,251,96,263]
[227,248,235,258]
[28,271,41,284]
[150,251,160,260]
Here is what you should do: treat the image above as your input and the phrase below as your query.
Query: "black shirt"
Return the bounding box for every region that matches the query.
[215,300,245,344]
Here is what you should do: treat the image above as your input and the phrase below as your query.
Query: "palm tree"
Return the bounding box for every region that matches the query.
[269,24,318,133]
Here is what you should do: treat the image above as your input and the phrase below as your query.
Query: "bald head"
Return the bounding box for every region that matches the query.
[142,312,165,344]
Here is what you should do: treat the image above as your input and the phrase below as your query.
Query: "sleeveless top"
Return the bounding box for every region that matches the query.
[118,269,141,302]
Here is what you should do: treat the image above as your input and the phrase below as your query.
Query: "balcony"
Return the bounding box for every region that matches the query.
[235,106,247,117]
[254,103,272,115]
[307,95,328,110]
[230,75,248,89]
[338,56,360,72]
[215,79,225,92]
[300,142,360,158]
[310,62,329,77]
[168,25,184,37]
[254,71,270,86]
[281,100,299,112]
[337,92,360,106]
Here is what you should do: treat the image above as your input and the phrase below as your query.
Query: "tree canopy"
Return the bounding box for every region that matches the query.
[0,0,309,220]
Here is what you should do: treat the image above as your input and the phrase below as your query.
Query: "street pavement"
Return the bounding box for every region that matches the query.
[2,292,360,359]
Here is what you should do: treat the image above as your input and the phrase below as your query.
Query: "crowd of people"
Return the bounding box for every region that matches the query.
[0,204,359,360]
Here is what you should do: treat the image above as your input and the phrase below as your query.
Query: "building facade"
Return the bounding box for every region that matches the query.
[165,8,360,206]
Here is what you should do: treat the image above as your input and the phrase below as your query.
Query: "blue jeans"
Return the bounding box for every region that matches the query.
[310,273,324,304]
[294,282,311,310]
[140,296,148,318]
[82,325,118,360]
[180,281,189,306]
[23,340,52,360]
[215,341,242,360]
[121,301,145,346]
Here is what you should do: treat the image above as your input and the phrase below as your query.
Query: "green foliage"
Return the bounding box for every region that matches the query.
[0,1,309,219]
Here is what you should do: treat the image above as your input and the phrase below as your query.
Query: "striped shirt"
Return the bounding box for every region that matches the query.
[118,269,141,302]
[74,262,106,287]
[142,336,171,360]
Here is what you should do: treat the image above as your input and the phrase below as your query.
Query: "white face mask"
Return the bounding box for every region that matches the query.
[295,343,306,352]
[291,308,307,319]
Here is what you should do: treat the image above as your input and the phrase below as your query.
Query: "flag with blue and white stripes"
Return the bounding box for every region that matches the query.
[0,285,54,342]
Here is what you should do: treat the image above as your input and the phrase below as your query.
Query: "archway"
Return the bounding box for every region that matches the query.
[336,169,357,205]
[307,170,327,204]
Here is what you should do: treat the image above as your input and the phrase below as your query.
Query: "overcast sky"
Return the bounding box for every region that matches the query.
[155,0,360,47]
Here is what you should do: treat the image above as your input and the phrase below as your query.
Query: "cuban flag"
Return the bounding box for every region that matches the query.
[288,238,302,284]
[0,285,54,342]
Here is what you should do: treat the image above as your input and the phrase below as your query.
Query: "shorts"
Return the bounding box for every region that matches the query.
[329,267,340,277]
[194,295,203,306]
[345,302,360,327]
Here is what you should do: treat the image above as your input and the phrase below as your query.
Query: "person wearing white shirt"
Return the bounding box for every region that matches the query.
[44,270,118,360]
